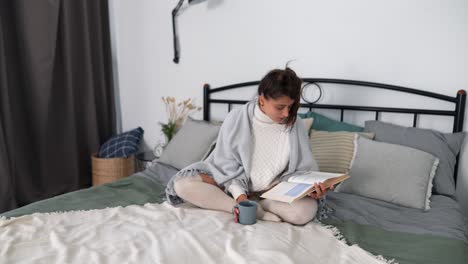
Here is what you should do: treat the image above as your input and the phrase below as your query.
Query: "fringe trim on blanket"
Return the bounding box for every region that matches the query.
[0,202,175,222]
[0,204,145,222]
[425,158,439,210]
[317,197,333,221]
[166,168,208,204]
[315,220,399,264]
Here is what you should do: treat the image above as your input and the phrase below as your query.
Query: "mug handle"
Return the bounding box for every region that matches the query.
[232,205,240,223]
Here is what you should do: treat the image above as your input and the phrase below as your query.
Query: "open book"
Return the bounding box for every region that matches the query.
[260,171,350,204]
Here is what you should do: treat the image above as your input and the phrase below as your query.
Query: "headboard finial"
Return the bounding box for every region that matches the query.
[457,89,466,95]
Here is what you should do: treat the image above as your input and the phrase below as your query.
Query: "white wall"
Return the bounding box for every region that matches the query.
[110,0,468,215]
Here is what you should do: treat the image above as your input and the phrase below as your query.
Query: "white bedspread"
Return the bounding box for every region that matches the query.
[0,202,390,264]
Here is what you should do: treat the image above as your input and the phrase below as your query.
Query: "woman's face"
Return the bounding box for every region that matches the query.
[259,95,295,123]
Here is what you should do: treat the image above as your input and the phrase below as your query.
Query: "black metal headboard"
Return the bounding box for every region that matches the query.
[202,79,466,183]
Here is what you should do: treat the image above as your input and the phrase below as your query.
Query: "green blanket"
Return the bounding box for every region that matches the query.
[1,176,166,219]
[2,176,467,264]
[321,220,468,264]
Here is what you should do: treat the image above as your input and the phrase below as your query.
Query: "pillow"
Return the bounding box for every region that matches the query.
[98,127,144,158]
[364,120,465,196]
[310,130,374,173]
[201,140,217,161]
[158,117,221,170]
[336,137,439,210]
[301,117,314,136]
[299,111,363,132]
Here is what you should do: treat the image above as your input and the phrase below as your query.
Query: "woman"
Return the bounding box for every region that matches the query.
[165,67,331,225]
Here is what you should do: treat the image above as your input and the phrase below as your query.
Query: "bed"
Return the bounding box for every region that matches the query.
[1,78,467,264]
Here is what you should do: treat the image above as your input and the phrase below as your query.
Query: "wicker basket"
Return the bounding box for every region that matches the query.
[91,153,135,186]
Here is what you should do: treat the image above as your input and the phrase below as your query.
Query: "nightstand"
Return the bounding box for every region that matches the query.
[135,151,157,172]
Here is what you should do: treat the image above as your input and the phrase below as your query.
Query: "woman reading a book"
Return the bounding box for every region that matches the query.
[165,66,331,225]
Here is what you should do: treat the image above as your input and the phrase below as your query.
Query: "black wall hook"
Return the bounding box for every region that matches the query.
[172,0,207,64]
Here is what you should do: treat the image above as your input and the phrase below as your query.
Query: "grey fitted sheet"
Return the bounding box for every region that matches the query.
[136,161,179,186]
[326,191,468,243]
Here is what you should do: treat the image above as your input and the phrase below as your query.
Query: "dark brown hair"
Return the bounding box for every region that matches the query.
[258,67,302,127]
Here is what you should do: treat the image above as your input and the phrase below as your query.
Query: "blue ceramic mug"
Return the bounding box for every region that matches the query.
[233,200,257,225]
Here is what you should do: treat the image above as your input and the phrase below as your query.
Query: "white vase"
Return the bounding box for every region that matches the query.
[153,141,166,158]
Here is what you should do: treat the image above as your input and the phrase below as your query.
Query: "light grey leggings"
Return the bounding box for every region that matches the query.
[174,175,318,225]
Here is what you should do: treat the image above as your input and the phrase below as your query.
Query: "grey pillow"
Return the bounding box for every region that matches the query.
[336,137,439,210]
[364,120,465,196]
[158,117,221,170]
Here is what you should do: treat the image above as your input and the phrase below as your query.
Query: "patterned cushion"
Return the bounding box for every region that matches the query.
[310,130,374,173]
[98,127,144,158]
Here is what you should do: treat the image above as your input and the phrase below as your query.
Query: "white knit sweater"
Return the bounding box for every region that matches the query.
[228,104,290,199]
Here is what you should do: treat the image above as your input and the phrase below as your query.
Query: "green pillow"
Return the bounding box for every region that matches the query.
[298,112,363,132]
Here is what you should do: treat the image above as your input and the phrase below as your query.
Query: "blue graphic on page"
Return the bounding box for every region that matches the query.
[285,184,311,197]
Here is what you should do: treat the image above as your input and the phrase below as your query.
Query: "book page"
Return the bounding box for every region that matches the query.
[261,173,350,203]
[260,182,313,204]
[288,171,344,184]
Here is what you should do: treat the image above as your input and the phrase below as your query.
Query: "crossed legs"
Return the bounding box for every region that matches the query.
[174,174,318,225]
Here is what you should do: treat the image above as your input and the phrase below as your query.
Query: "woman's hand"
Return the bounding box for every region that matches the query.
[236,194,249,203]
[308,182,333,200]
[233,194,249,223]
[200,173,217,185]
[200,173,225,191]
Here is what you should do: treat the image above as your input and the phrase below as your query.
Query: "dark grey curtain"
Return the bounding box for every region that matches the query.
[0,0,116,213]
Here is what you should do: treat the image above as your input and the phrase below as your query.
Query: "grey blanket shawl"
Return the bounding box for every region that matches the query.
[165,99,318,204]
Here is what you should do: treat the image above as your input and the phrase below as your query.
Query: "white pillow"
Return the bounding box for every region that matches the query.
[302,117,313,136]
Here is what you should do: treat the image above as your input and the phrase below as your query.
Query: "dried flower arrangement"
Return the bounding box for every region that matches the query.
[160,96,201,142]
